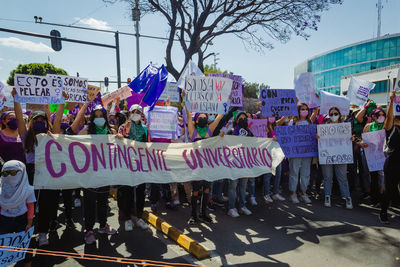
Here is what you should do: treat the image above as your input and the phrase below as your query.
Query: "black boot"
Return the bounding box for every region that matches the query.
[199,193,212,223]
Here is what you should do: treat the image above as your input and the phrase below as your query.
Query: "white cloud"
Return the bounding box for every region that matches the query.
[0,37,53,53]
[75,17,112,30]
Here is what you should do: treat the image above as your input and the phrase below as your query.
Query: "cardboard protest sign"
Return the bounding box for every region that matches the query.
[209,73,243,107]
[102,85,132,107]
[362,129,386,171]
[317,122,353,165]
[26,104,44,111]
[158,82,179,102]
[47,75,88,103]
[34,135,285,189]
[87,85,101,102]
[260,89,298,117]
[248,119,268,137]
[144,106,178,132]
[184,76,233,114]
[294,72,319,108]
[0,227,34,266]
[275,124,318,158]
[177,59,204,89]
[13,74,64,105]
[347,77,375,106]
[394,68,400,116]
[319,90,350,115]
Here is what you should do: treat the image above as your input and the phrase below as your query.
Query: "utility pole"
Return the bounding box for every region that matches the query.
[132,0,141,76]
[115,32,121,88]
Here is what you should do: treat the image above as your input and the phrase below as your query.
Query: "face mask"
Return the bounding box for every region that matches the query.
[284,119,289,123]
[300,110,308,118]
[93,118,106,127]
[208,115,215,122]
[330,115,339,122]
[268,117,275,123]
[197,117,208,128]
[130,114,141,122]
[238,118,248,129]
[7,117,18,130]
[376,116,385,123]
[33,121,47,133]
[61,122,70,130]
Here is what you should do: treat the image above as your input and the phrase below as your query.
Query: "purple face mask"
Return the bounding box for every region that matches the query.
[33,121,47,133]
[61,122,70,130]
[7,117,18,130]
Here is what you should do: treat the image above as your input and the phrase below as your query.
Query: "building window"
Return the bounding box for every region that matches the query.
[370,80,388,94]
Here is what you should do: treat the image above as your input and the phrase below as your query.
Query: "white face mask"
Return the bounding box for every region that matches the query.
[330,115,339,122]
[130,114,141,122]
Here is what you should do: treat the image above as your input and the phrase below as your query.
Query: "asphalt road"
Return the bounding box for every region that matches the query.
[15,189,400,267]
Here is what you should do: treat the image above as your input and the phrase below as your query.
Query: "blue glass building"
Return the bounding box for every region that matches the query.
[295,33,400,95]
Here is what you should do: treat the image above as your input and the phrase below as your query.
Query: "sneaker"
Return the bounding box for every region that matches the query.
[84,231,96,245]
[272,193,286,201]
[214,198,225,207]
[188,216,198,225]
[324,196,331,207]
[74,198,81,208]
[300,194,312,204]
[66,218,76,229]
[172,200,180,206]
[221,196,229,202]
[290,194,300,204]
[227,208,239,218]
[124,219,134,232]
[98,224,117,235]
[263,195,273,203]
[199,214,212,223]
[345,197,353,209]
[207,202,216,212]
[38,233,49,247]
[239,207,252,215]
[379,212,389,224]
[250,197,258,206]
[135,218,148,230]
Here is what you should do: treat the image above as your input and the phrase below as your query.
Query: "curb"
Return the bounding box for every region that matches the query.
[142,211,210,260]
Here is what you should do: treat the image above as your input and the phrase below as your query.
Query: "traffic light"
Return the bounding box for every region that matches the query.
[50,30,62,51]
[127,78,132,83]
[104,77,109,87]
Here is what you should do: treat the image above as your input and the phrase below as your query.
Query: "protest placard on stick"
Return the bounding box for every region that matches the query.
[394,69,400,116]
[260,89,298,117]
[294,72,319,108]
[317,122,353,165]
[14,74,64,105]
[158,82,179,102]
[347,77,375,106]
[184,76,232,114]
[87,85,101,102]
[103,85,132,107]
[275,124,318,158]
[248,119,268,137]
[209,73,243,107]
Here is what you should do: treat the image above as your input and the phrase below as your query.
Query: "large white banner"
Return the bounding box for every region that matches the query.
[362,129,386,171]
[319,90,350,115]
[34,135,284,189]
[317,123,353,165]
[347,77,375,106]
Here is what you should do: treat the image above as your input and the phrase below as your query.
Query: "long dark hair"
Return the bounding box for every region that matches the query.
[24,116,52,153]
[87,108,112,134]
[293,103,312,125]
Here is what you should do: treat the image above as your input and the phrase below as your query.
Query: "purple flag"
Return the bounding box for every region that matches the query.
[142,65,168,111]
[128,65,158,93]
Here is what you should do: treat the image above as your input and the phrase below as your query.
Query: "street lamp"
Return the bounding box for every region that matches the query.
[132,0,141,76]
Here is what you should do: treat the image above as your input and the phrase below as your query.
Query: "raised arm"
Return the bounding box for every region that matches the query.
[209,114,223,134]
[11,88,27,138]
[53,92,69,134]
[70,103,89,134]
[355,100,371,123]
[384,91,395,131]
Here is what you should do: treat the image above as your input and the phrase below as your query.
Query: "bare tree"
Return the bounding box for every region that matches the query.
[110,0,342,80]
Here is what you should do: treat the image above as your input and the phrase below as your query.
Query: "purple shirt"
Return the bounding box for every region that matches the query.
[0,131,26,163]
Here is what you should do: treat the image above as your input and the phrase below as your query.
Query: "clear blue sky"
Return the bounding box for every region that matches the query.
[0,0,399,92]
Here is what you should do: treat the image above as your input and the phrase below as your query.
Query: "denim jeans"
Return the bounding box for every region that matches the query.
[321,164,350,198]
[288,157,312,192]
[228,178,248,209]
[211,179,225,200]
[263,163,282,195]
[248,178,256,197]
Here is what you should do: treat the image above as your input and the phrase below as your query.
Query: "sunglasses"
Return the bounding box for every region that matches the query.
[1,170,20,177]
[329,113,339,116]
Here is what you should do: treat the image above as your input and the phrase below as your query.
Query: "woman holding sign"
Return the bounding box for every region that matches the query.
[316,107,353,209]
[77,105,117,244]
[288,103,317,204]
[379,91,400,224]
